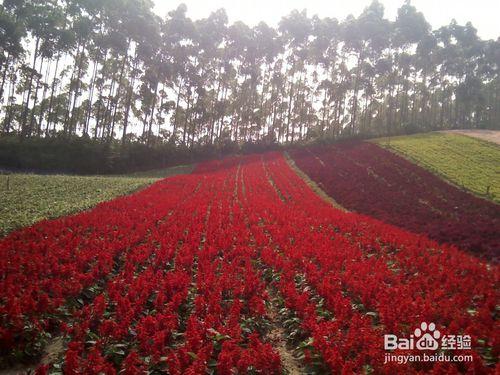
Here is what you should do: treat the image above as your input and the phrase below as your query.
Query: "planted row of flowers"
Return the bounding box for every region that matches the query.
[0,152,497,373]
[238,152,497,373]
[289,142,500,261]
[60,173,214,373]
[1,158,283,373]
[0,175,202,362]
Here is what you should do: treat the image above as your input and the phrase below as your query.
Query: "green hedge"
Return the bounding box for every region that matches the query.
[0,135,262,174]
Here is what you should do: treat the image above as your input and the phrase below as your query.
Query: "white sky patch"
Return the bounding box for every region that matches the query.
[154,0,500,40]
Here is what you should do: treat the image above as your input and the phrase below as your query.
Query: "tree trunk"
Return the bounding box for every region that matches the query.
[0,54,9,105]
[93,51,109,139]
[110,40,130,139]
[63,42,82,134]
[349,52,363,136]
[69,40,88,135]
[182,91,191,145]
[172,79,183,142]
[102,73,117,140]
[121,53,138,145]
[216,86,227,142]
[3,75,16,134]
[209,68,223,144]
[285,62,295,143]
[37,59,51,136]
[84,58,99,135]
[20,36,40,137]
[147,81,159,146]
[29,57,45,136]
[45,55,61,135]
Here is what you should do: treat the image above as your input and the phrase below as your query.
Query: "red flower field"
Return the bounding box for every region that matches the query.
[289,142,500,261]
[0,153,498,374]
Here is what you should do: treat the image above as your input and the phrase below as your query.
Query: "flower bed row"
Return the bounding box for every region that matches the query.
[236,152,497,373]
[289,142,500,261]
[0,158,282,374]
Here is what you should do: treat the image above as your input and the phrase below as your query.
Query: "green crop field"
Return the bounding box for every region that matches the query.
[375,132,500,203]
[0,165,193,236]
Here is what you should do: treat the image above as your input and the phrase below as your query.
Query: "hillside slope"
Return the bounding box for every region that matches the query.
[0,165,193,236]
[374,132,500,203]
[289,142,499,260]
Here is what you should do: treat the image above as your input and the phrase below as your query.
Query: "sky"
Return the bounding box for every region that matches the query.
[154,0,500,40]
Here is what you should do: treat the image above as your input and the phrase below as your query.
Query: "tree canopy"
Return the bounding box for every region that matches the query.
[0,0,498,149]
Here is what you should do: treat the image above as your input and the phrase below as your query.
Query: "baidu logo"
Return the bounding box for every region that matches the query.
[414,322,441,350]
[384,322,470,351]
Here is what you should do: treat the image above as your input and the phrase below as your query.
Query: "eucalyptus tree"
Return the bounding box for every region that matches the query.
[0,6,25,107]
[392,0,430,133]
[136,11,163,145]
[253,21,282,142]
[0,0,497,151]
[279,10,312,143]
[0,5,25,134]
[110,0,159,142]
[225,20,255,142]
[13,0,64,136]
[163,4,196,144]
[449,22,486,129]
[192,9,228,145]
[481,38,500,128]
[341,1,392,136]
[309,15,339,137]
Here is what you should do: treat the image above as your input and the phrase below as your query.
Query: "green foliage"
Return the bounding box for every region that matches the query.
[375,133,500,203]
[0,173,159,237]
[126,164,194,178]
[0,135,207,174]
[2,0,499,147]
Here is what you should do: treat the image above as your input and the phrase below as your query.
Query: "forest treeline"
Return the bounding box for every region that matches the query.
[0,0,499,169]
